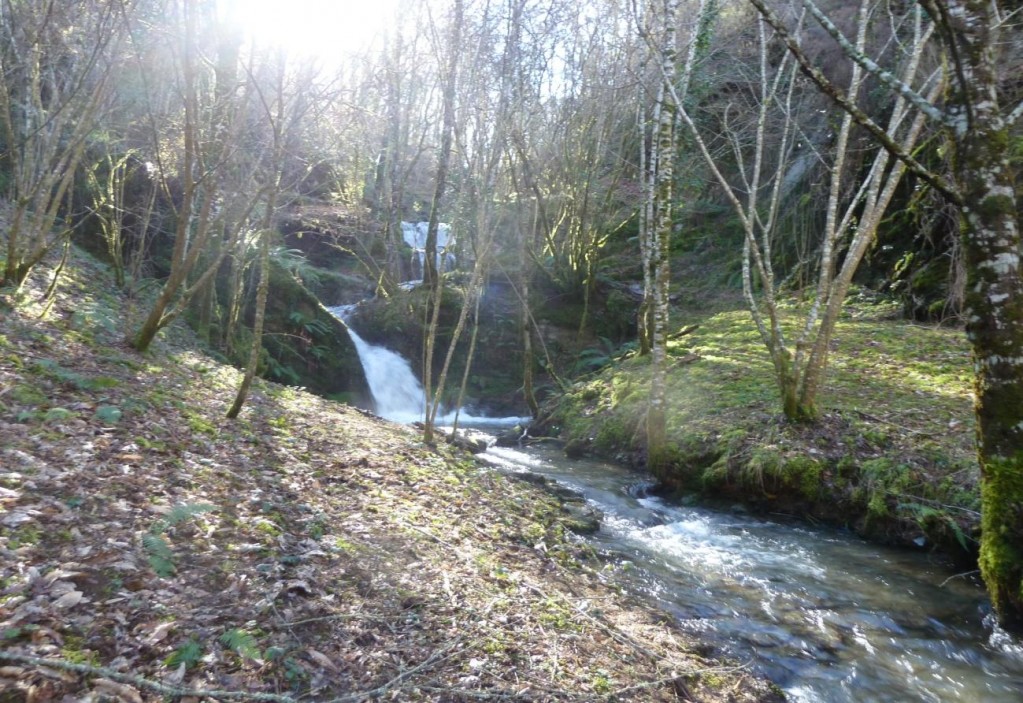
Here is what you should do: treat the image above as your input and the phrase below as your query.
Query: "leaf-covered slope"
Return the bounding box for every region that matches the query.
[0,250,780,702]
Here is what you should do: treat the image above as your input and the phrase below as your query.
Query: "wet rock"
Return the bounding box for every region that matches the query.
[494,425,527,447]
[502,472,602,533]
[561,502,602,535]
[447,433,488,454]
[564,438,589,458]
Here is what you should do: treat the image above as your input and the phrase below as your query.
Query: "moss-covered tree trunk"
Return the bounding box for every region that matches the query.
[947,0,1023,632]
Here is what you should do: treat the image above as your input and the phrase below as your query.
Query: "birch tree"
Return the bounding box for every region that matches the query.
[747,0,1023,632]
[643,0,680,470]
[673,1,938,421]
[636,0,709,469]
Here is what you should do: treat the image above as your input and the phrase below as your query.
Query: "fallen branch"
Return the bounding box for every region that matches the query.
[0,651,299,703]
[2,639,463,703]
[668,324,699,340]
[939,570,980,588]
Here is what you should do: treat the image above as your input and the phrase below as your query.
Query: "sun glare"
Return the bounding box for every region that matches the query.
[223,0,398,65]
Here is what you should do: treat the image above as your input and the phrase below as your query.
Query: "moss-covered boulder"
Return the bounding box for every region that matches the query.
[254,260,371,407]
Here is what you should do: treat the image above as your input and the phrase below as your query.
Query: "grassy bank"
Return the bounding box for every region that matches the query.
[0,249,779,702]
[544,300,980,562]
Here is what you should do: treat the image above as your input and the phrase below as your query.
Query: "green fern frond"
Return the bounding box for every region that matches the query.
[165,638,204,669]
[163,502,216,529]
[220,628,261,662]
[143,533,176,577]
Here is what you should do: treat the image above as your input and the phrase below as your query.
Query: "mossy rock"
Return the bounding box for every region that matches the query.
[253,261,371,406]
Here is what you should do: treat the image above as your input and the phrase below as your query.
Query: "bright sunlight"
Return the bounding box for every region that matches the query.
[221,0,400,64]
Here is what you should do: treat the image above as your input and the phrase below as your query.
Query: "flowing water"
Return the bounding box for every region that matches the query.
[331,305,1023,700]
[480,443,1023,702]
[329,305,526,426]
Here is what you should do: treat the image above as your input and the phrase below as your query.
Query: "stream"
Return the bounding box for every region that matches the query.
[333,302,1023,700]
[479,441,1023,702]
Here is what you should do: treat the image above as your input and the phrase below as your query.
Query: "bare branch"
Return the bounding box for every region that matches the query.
[745,0,963,206]
[1008,99,1023,127]
[801,0,948,125]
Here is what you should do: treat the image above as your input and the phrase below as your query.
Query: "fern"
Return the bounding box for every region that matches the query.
[162,502,216,530]
[143,533,176,577]
[165,638,204,669]
[144,503,217,577]
[220,628,261,663]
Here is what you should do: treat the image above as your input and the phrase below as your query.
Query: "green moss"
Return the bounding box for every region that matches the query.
[867,491,890,521]
[594,415,634,452]
[978,451,1023,625]
[9,384,46,405]
[742,448,781,492]
[784,455,823,500]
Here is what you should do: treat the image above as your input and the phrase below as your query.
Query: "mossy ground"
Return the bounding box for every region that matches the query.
[545,299,980,561]
[0,245,779,701]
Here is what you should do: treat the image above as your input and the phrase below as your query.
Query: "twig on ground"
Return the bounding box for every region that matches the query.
[2,638,464,703]
[0,651,299,703]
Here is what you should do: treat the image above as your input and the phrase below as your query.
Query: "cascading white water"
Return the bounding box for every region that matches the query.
[327,305,426,422]
[347,327,427,423]
[401,221,456,281]
[328,309,528,427]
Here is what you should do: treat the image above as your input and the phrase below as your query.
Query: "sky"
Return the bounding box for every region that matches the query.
[221,0,401,65]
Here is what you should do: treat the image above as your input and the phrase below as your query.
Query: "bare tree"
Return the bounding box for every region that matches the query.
[420,0,463,444]
[673,1,937,421]
[635,0,709,470]
[0,0,128,291]
[227,52,291,419]
[128,0,260,352]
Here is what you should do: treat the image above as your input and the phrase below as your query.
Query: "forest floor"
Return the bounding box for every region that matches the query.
[0,251,782,701]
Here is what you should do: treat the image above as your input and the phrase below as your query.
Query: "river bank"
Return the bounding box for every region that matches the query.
[539,301,981,565]
[0,249,779,700]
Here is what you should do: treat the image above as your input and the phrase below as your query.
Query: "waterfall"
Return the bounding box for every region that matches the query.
[328,307,528,427]
[401,221,456,281]
[330,306,426,422]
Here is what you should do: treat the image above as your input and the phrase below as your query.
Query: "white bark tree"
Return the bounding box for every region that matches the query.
[636,0,709,470]
[673,1,938,421]
[747,0,1023,632]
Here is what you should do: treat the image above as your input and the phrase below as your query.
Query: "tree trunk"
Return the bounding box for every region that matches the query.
[421,0,462,444]
[948,0,1023,632]
[226,226,270,419]
[646,0,678,472]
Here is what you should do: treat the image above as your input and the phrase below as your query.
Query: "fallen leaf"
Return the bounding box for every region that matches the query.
[52,590,84,609]
[144,621,175,645]
[306,649,338,672]
[92,678,143,703]
[163,662,187,686]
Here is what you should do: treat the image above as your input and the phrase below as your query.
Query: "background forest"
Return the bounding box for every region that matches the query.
[2,0,1023,669]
